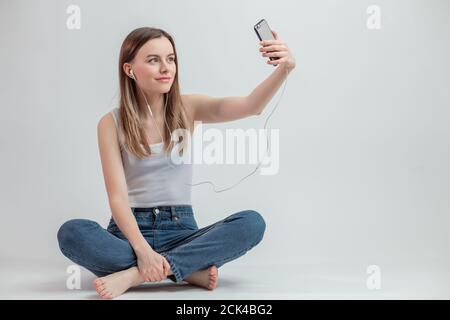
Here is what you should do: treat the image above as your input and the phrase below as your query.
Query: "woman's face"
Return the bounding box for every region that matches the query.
[126,37,176,94]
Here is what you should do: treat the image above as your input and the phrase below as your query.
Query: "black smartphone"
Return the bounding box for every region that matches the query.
[254,18,279,67]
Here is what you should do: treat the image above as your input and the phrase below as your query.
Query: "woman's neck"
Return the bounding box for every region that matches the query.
[137,91,165,120]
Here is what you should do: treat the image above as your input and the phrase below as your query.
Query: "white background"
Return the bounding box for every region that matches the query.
[0,0,449,299]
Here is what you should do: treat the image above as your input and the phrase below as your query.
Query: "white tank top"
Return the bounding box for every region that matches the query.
[110,107,192,207]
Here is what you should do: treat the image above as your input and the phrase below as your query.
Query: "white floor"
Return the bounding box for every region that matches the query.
[1,256,449,300]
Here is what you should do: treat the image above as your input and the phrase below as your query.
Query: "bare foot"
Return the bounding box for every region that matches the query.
[184,265,218,290]
[93,267,145,299]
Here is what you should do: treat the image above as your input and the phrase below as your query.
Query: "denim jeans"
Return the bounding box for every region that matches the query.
[57,205,266,283]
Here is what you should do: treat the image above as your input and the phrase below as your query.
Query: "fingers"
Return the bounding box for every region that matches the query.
[149,271,162,282]
[271,30,279,40]
[163,259,171,276]
[260,39,285,47]
[262,51,289,58]
[161,260,170,279]
[139,269,156,282]
[143,272,152,282]
[260,44,288,53]
[137,258,168,282]
[156,267,165,281]
[142,269,165,282]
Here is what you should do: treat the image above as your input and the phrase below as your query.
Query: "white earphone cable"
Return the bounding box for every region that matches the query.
[186,66,289,192]
[132,65,289,193]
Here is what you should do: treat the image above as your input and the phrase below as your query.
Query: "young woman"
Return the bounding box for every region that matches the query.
[57,27,295,299]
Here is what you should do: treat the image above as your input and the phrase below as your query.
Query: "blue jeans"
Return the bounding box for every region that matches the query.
[57,205,266,283]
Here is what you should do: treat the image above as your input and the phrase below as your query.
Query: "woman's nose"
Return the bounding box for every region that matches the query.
[160,61,169,71]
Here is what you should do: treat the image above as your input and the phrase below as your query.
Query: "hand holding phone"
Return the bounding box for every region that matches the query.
[254,19,280,67]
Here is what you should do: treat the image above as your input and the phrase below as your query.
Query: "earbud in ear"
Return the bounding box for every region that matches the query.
[129,70,135,79]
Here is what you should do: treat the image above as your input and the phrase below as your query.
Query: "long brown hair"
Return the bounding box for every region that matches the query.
[117,27,191,159]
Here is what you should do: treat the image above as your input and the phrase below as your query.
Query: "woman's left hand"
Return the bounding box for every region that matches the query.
[259,30,296,72]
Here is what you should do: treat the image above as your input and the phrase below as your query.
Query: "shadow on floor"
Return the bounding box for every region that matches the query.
[25,274,240,299]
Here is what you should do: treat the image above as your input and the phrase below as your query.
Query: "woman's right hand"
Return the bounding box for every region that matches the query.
[134,243,171,282]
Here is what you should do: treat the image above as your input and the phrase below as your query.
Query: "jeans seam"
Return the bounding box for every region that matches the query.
[160,235,263,283]
[166,219,225,255]
[213,237,262,266]
[60,247,119,275]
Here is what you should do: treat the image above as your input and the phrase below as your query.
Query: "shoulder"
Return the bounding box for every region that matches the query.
[98,111,116,130]
[97,111,121,143]
[97,111,125,152]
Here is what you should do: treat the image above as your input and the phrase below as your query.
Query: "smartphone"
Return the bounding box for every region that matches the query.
[254,19,279,67]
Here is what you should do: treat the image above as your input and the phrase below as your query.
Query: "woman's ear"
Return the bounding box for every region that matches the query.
[123,63,131,77]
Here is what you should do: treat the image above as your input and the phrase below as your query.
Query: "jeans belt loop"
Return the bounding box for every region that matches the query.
[170,205,177,219]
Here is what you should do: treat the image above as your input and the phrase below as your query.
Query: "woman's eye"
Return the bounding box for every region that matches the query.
[148,57,175,63]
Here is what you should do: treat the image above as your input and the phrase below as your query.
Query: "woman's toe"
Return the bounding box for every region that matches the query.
[93,278,104,288]
[95,284,105,293]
